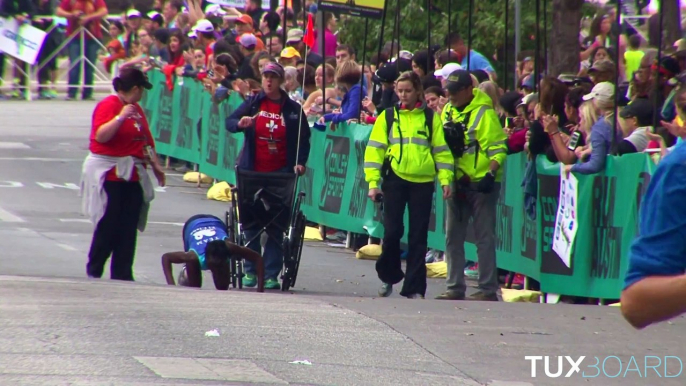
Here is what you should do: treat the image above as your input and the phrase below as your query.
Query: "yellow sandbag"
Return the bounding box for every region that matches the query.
[426,261,447,278]
[356,244,382,260]
[609,302,621,307]
[206,181,232,202]
[501,288,541,303]
[183,171,213,184]
[304,226,323,241]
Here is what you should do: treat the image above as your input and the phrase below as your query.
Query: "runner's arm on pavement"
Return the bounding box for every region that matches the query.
[621,275,686,329]
[161,251,197,285]
[226,241,265,292]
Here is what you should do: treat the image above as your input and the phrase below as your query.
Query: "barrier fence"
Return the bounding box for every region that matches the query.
[142,70,657,300]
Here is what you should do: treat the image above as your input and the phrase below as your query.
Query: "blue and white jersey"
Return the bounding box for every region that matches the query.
[183,215,228,270]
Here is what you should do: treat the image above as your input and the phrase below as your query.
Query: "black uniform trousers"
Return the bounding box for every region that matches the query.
[376,170,434,297]
[87,181,144,280]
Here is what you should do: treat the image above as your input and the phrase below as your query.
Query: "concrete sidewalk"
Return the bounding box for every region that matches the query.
[1,275,684,386]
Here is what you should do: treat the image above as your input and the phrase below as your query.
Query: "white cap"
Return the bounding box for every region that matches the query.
[583,81,614,102]
[187,30,197,39]
[147,11,160,19]
[398,50,413,60]
[193,19,214,33]
[126,9,142,18]
[434,63,463,79]
[205,4,226,16]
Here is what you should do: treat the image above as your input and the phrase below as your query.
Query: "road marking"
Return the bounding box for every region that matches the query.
[0,206,26,223]
[0,157,81,161]
[36,182,80,190]
[58,218,183,226]
[57,243,78,251]
[0,181,24,188]
[0,142,30,149]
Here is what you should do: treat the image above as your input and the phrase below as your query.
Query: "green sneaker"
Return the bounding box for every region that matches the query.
[264,278,280,290]
[242,274,257,288]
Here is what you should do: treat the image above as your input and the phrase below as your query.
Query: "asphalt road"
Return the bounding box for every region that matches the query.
[1,100,684,386]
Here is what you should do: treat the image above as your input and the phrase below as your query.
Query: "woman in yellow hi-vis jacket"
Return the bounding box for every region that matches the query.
[364,71,455,299]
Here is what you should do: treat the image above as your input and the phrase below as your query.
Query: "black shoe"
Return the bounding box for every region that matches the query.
[466,291,499,301]
[435,291,465,300]
[405,293,425,299]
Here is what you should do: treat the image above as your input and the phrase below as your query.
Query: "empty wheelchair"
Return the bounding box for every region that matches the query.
[226,167,307,291]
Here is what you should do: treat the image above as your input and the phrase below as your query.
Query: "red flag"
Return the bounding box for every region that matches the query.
[303,13,315,48]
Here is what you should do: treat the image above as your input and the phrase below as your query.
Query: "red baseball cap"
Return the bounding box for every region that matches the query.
[236,14,253,26]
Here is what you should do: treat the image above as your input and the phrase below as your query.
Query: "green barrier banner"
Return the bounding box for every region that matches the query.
[146,70,656,300]
[535,153,656,299]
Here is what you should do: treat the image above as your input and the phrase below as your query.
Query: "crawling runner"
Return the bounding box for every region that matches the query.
[162,214,264,291]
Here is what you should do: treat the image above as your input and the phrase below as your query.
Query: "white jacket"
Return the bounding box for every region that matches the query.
[79,153,155,232]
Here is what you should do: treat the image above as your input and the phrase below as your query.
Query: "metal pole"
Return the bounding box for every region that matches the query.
[427,0,431,73]
[504,0,509,90]
[81,28,85,98]
[320,11,326,114]
[514,0,521,90]
[534,0,540,93]
[611,0,622,156]
[543,0,547,72]
[376,0,388,67]
[359,19,369,120]
[652,0,664,130]
[467,0,473,70]
[447,0,451,53]
[282,0,288,53]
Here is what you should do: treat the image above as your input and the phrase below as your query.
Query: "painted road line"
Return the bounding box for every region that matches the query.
[0,206,26,223]
[0,142,31,149]
[0,157,82,161]
[57,243,78,252]
[59,219,183,226]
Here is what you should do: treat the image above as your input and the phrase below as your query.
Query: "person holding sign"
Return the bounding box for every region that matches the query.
[225,62,310,290]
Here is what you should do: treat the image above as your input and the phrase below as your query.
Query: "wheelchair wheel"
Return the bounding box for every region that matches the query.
[281,211,306,291]
[227,205,237,244]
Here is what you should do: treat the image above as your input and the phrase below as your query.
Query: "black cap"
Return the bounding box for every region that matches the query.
[658,56,681,78]
[115,68,153,90]
[470,69,489,84]
[445,70,473,93]
[499,91,523,117]
[373,62,399,83]
[620,99,654,127]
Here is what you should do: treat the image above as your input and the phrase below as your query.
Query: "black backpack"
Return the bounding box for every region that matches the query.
[384,106,434,143]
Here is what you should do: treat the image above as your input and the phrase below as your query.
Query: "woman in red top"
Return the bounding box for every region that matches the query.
[82,68,165,281]
[167,29,186,68]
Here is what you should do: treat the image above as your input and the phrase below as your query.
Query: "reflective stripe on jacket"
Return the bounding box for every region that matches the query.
[440,89,508,182]
[364,104,454,189]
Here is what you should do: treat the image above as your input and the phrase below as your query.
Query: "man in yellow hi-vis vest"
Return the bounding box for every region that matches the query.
[435,70,508,302]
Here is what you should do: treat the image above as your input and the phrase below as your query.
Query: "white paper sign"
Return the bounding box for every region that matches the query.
[205,0,270,10]
[552,166,579,268]
[0,17,48,64]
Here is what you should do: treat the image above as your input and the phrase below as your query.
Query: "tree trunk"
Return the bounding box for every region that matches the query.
[663,0,681,49]
[548,0,584,77]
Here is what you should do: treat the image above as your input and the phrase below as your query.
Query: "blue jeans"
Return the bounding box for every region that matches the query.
[243,228,283,280]
[67,38,99,98]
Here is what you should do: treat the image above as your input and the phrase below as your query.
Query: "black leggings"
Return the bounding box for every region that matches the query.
[87,181,144,280]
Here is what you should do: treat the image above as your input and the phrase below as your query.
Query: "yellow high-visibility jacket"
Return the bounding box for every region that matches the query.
[364,104,454,189]
[440,89,508,182]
